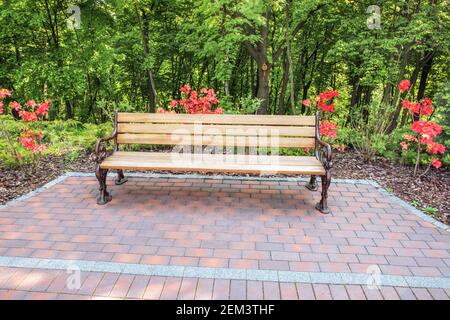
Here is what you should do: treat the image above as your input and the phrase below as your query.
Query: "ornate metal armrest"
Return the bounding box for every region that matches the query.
[91,134,116,164]
[317,139,332,169]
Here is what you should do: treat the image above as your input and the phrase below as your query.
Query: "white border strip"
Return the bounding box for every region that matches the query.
[0,255,449,289]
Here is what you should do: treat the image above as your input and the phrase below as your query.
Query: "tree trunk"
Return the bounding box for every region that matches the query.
[256,61,270,114]
[417,51,434,101]
[278,50,289,115]
[141,10,156,113]
[65,100,73,119]
[384,43,412,133]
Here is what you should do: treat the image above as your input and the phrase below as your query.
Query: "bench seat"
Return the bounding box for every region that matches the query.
[93,112,332,213]
[100,151,326,175]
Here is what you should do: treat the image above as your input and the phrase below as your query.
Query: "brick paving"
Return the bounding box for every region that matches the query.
[0,174,449,300]
[0,267,449,300]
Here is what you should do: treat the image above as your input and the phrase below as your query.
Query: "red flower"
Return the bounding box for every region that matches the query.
[315,90,339,113]
[9,101,21,111]
[426,142,446,155]
[35,102,50,116]
[398,80,410,93]
[411,121,443,143]
[302,99,311,107]
[420,98,433,115]
[175,85,220,114]
[0,101,3,114]
[319,121,338,139]
[18,129,46,153]
[431,159,442,169]
[19,111,37,122]
[317,101,335,113]
[169,100,178,108]
[319,90,340,101]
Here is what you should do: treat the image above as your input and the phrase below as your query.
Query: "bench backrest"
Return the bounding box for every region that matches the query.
[115,112,318,151]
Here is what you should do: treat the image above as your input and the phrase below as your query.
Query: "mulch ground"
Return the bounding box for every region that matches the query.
[1,150,448,224]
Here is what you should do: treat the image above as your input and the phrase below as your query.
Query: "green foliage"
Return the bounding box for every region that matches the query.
[423,207,439,216]
[221,95,262,114]
[0,0,448,170]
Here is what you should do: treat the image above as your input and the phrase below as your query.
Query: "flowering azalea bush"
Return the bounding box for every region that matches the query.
[158,84,224,114]
[397,80,446,173]
[303,90,340,140]
[0,88,51,167]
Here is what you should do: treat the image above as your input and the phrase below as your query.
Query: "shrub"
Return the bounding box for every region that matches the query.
[397,80,446,175]
[0,89,51,168]
[161,84,223,114]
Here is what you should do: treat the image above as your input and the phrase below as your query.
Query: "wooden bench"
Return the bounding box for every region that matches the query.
[92,112,332,213]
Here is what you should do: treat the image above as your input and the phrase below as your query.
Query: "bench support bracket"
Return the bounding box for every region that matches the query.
[96,165,112,205]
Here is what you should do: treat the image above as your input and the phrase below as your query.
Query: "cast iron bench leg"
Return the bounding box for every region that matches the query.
[115,170,128,185]
[316,172,331,214]
[96,164,112,205]
[305,175,319,191]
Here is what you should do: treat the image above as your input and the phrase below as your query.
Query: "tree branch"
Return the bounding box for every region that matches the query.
[273,4,325,61]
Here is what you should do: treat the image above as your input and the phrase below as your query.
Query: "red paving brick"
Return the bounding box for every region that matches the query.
[0,175,449,300]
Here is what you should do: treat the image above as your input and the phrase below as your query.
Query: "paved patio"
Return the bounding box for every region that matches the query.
[0,173,449,300]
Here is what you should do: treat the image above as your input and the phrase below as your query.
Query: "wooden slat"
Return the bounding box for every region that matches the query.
[118,113,316,126]
[118,123,316,137]
[100,152,325,175]
[110,152,321,166]
[117,133,315,148]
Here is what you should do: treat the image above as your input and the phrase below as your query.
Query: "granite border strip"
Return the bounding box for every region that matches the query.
[0,255,449,289]
[1,171,448,232]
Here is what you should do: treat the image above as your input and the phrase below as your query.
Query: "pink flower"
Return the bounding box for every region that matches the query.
[402,134,417,142]
[319,121,338,139]
[302,99,311,107]
[400,141,408,150]
[27,100,37,108]
[169,100,178,108]
[431,159,442,169]
[0,89,12,99]
[157,107,166,113]
[9,101,21,111]
[180,84,191,95]
[0,101,3,114]
[32,144,47,154]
